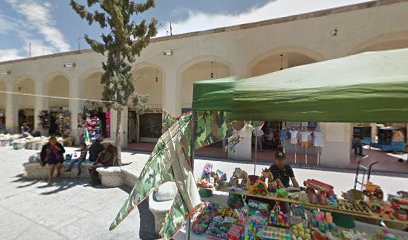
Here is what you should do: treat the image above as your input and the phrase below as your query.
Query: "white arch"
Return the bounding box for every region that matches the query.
[348,32,408,55]
[177,55,236,76]
[247,46,325,74]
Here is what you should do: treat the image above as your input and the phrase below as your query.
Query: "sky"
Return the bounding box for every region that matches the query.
[0,0,372,62]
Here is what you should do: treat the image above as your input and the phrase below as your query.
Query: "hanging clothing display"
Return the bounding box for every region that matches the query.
[300,131,312,148]
[313,131,324,147]
[289,130,298,144]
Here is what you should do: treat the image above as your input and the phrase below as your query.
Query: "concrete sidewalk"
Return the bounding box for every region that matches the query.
[0,147,407,240]
[0,147,140,240]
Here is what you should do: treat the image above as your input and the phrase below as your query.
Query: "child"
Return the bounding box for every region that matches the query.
[269,147,299,188]
[66,143,87,176]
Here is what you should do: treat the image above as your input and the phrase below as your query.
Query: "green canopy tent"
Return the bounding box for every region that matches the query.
[193,48,408,122]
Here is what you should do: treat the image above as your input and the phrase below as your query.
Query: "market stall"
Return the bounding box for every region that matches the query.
[187,49,408,239]
[110,49,408,240]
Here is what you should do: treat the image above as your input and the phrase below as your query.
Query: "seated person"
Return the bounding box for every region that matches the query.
[88,139,118,185]
[88,137,104,162]
[66,143,87,176]
[269,148,299,188]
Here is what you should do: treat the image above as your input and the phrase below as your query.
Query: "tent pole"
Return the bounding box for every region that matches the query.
[187,110,197,240]
[254,134,258,175]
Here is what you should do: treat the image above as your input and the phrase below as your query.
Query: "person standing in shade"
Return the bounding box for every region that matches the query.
[40,137,65,183]
[352,134,364,156]
[253,126,264,152]
[88,139,118,185]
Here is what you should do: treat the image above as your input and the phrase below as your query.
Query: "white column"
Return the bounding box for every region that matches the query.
[370,123,377,143]
[319,123,352,168]
[163,68,180,116]
[68,75,80,143]
[5,81,18,133]
[34,79,45,133]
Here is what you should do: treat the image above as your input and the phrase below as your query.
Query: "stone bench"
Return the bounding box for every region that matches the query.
[96,167,123,187]
[148,182,177,234]
[23,160,94,179]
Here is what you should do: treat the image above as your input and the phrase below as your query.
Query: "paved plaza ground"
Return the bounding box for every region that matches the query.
[0,147,407,239]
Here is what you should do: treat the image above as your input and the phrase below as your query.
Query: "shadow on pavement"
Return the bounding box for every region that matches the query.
[11,174,112,195]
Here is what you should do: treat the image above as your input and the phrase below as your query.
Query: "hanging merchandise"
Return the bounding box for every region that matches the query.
[52,110,71,138]
[289,129,298,145]
[299,131,312,148]
[38,110,51,129]
[78,108,104,144]
[313,131,324,147]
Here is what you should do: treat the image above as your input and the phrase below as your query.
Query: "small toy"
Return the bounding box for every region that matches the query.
[269,204,289,228]
[261,168,272,181]
[363,181,384,200]
[290,205,306,226]
[396,206,407,221]
[379,201,395,219]
[292,223,311,240]
[244,215,267,240]
[310,210,335,233]
[227,193,244,210]
[248,179,268,196]
[261,226,291,240]
[201,163,213,180]
[192,214,211,234]
[222,206,233,218]
[197,178,214,189]
[276,188,288,198]
[227,224,244,240]
[337,199,371,214]
[248,199,270,217]
[228,168,249,191]
[233,168,248,187]
[304,179,336,206]
[211,170,227,190]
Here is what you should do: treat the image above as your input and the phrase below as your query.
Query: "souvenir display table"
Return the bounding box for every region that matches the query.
[189,164,408,240]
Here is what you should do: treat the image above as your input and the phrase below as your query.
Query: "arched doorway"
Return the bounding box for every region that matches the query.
[179,58,233,158]
[180,59,232,112]
[129,66,164,145]
[48,75,69,108]
[46,75,70,137]
[0,81,6,131]
[250,52,317,77]
[80,72,110,139]
[249,51,320,165]
[16,78,35,131]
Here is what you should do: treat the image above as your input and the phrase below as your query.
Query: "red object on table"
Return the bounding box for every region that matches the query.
[228,224,244,240]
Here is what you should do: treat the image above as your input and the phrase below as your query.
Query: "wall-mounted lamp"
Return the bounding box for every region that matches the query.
[163,49,173,56]
[331,28,338,37]
[64,63,76,68]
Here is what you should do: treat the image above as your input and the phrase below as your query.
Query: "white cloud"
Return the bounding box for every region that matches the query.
[6,0,71,52]
[0,49,25,61]
[160,0,373,36]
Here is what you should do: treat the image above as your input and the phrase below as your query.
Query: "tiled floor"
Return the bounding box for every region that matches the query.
[127,142,408,174]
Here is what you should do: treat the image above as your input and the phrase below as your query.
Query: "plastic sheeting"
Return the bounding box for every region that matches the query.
[192,48,408,122]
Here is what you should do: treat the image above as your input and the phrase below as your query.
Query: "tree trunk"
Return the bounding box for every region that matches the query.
[116,109,122,166]
[136,113,140,143]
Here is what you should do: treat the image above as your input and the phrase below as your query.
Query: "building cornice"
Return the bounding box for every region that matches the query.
[0,0,405,66]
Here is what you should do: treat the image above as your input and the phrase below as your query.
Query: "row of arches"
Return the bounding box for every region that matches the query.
[0,37,407,135]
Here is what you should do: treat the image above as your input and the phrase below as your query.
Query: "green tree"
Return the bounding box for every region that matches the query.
[70,0,157,165]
